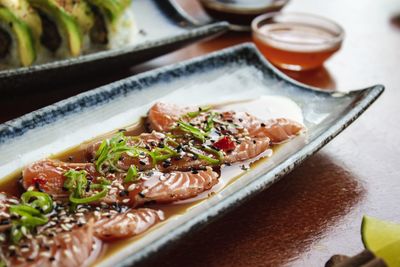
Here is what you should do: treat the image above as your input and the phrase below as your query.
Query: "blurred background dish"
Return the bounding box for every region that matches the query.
[199,0,289,30]
[0,0,229,91]
[252,12,344,71]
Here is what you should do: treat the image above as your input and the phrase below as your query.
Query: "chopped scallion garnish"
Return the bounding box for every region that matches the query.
[124,166,139,183]
[9,192,54,243]
[177,121,207,142]
[64,169,108,210]
[185,106,212,118]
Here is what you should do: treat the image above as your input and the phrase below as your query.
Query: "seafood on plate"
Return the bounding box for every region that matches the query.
[0,0,135,68]
[0,102,305,266]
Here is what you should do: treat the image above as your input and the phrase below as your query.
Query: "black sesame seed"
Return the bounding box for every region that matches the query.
[49,257,56,262]
[191,169,199,174]
[139,160,146,166]
[261,123,266,127]
[119,190,129,197]
[0,219,9,225]
[158,143,165,148]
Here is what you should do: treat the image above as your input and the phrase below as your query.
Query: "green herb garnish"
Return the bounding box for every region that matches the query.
[188,147,221,165]
[185,106,212,118]
[204,112,218,133]
[63,169,109,209]
[124,166,139,183]
[10,191,54,243]
[95,133,149,174]
[177,121,207,142]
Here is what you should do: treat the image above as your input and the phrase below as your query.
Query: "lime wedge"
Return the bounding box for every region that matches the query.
[361,215,400,267]
[375,239,400,267]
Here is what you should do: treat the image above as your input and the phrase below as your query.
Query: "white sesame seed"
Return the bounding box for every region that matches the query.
[8,199,19,204]
[127,184,137,191]
[60,224,70,231]
[40,251,51,258]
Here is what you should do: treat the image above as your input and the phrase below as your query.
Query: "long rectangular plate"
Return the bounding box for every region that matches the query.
[0,43,384,266]
[0,0,228,91]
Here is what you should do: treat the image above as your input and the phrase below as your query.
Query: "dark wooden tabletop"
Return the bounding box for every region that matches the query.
[2,0,400,266]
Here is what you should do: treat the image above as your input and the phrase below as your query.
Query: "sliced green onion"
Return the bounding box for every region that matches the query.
[9,192,54,244]
[199,145,224,162]
[188,147,221,165]
[64,169,109,209]
[69,188,108,204]
[177,121,207,142]
[149,145,179,163]
[10,205,41,216]
[21,191,53,213]
[124,166,138,183]
[95,133,149,173]
[11,224,23,244]
[204,112,218,133]
[64,169,88,198]
[185,106,212,118]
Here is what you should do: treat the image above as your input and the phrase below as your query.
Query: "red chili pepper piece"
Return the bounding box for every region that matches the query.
[213,136,236,152]
[32,177,47,185]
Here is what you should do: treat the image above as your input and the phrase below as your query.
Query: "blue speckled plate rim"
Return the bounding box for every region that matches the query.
[0,43,384,266]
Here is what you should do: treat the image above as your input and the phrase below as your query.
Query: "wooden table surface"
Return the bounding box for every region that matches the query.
[2,0,400,266]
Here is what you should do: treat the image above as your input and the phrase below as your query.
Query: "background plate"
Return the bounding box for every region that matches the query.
[0,43,383,266]
[0,0,228,91]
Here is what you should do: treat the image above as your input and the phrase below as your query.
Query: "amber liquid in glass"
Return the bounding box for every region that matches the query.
[253,23,341,71]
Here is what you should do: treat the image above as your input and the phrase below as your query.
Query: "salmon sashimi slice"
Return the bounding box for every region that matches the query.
[224,138,271,163]
[1,220,99,267]
[220,112,304,143]
[94,208,164,241]
[22,159,220,207]
[147,102,196,132]
[22,160,97,199]
[86,131,271,174]
[132,167,219,205]
[147,102,304,143]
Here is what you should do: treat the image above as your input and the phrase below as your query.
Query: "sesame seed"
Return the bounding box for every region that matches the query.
[127,184,137,191]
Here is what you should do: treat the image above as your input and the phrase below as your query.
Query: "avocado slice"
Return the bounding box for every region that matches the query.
[0,7,36,66]
[85,0,131,45]
[86,0,131,24]
[29,0,84,56]
[54,0,94,33]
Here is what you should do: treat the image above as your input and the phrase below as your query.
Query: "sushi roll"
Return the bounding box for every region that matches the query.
[28,0,95,58]
[0,0,136,69]
[86,0,136,49]
[0,0,42,67]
